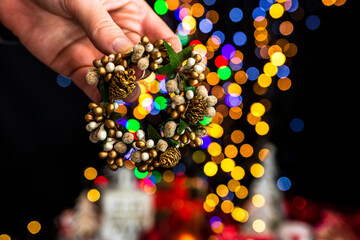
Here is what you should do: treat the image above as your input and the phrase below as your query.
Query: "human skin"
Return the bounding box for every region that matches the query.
[0,0,182,102]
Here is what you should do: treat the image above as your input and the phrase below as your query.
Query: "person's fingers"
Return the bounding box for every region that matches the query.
[141,2,182,52]
[61,0,134,54]
[70,67,101,103]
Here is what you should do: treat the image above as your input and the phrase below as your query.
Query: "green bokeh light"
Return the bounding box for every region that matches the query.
[154,0,168,15]
[154,96,168,110]
[126,119,140,132]
[217,66,232,80]
[199,116,212,125]
[134,167,148,179]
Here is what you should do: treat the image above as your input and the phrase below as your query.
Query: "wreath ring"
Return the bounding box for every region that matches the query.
[84,36,218,172]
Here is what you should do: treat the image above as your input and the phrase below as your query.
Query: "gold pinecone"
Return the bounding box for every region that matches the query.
[185,95,207,124]
[109,69,136,101]
[159,147,181,168]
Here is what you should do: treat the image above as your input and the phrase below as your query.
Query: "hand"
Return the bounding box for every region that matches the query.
[0,0,182,102]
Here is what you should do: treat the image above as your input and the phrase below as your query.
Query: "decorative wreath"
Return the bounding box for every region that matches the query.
[84,36,218,172]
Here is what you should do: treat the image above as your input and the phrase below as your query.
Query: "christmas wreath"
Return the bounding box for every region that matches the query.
[84,36,217,172]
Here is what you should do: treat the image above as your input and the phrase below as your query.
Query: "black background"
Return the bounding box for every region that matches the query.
[0,0,357,239]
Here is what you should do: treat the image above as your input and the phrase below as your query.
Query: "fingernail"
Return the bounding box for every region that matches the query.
[112,38,133,54]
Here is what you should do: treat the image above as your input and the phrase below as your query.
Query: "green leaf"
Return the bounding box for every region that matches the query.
[177,119,188,135]
[165,138,180,148]
[109,112,123,122]
[177,45,195,63]
[164,41,181,67]
[147,124,161,143]
[97,78,109,103]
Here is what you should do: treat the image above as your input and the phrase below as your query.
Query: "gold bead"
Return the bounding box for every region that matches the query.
[93,59,102,68]
[120,59,128,68]
[188,79,199,87]
[136,140,146,149]
[180,142,185,148]
[191,71,199,79]
[166,106,173,115]
[101,55,109,65]
[107,158,115,165]
[108,129,116,138]
[153,161,161,168]
[97,67,106,76]
[161,51,168,58]
[115,53,122,64]
[189,141,197,148]
[150,149,158,159]
[85,112,94,122]
[194,136,203,147]
[181,134,188,144]
[109,164,118,171]
[172,134,180,141]
[188,132,196,141]
[106,103,115,117]
[108,150,117,159]
[115,157,124,167]
[176,104,186,113]
[104,73,112,83]
[198,73,205,81]
[138,164,148,173]
[193,54,202,63]
[141,36,150,45]
[150,62,159,70]
[105,119,116,129]
[151,51,162,59]
[99,151,108,159]
[154,39,164,48]
[180,113,186,119]
[93,107,103,116]
[94,115,104,122]
[148,165,155,172]
[170,109,179,119]
[88,102,98,110]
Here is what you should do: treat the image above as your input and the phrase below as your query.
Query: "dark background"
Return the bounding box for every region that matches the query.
[0,0,357,239]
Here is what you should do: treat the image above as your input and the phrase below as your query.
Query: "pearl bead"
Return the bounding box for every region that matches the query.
[145,43,154,52]
[114,65,125,73]
[116,131,123,138]
[141,152,150,161]
[186,57,195,67]
[106,62,115,72]
[113,102,119,111]
[193,64,204,73]
[186,90,194,100]
[146,139,154,149]
[108,54,115,62]
[97,130,107,141]
[103,142,113,151]
[136,129,145,140]
[154,57,163,64]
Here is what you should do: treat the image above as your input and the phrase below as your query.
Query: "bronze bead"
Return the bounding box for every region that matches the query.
[85,112,94,122]
[93,106,103,116]
[97,67,106,76]
[107,158,115,165]
[141,36,150,45]
[193,54,202,63]
[108,150,117,159]
[105,119,116,129]
[101,55,109,65]
[150,149,158,159]
[109,164,118,171]
[176,104,186,113]
[115,157,124,167]
[94,115,104,122]
[99,151,108,159]
[188,79,199,87]
[188,132,196,141]
[194,136,203,147]
[136,140,146,149]
[170,109,179,119]
[105,73,112,83]
[166,106,173,115]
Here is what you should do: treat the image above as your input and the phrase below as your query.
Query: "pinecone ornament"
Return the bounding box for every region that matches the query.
[185,95,207,124]
[159,147,181,168]
[109,69,136,101]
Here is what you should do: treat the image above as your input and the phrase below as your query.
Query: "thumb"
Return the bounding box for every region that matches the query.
[63,0,133,54]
